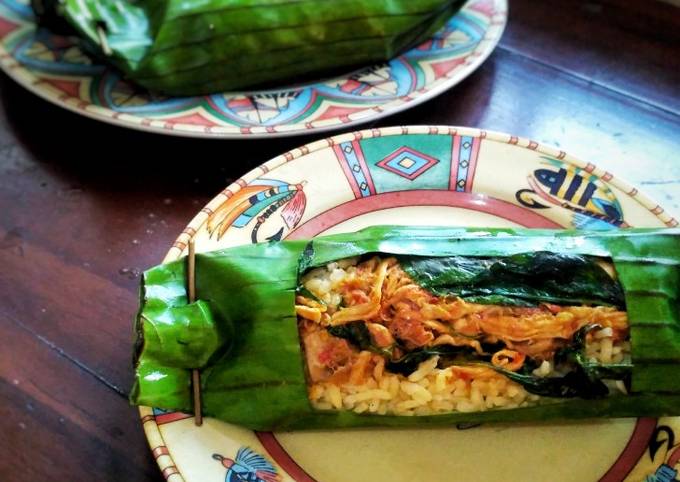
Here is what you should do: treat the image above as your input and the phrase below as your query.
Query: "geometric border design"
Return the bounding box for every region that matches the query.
[333,141,377,198]
[450,134,482,192]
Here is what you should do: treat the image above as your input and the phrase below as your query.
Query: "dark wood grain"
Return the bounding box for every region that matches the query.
[1,0,679,480]
[0,315,163,482]
[501,0,680,114]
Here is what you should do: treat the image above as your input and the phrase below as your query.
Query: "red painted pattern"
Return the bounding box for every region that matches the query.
[316,105,364,122]
[288,190,562,239]
[45,79,81,98]
[162,466,180,479]
[598,418,658,482]
[431,57,465,79]
[352,140,376,196]
[333,141,379,198]
[469,0,496,17]
[141,415,155,424]
[449,135,462,191]
[165,112,217,127]
[155,412,193,425]
[153,446,170,459]
[255,432,317,482]
[668,445,680,467]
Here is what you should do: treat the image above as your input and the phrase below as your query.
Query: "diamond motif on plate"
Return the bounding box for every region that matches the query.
[376,146,439,180]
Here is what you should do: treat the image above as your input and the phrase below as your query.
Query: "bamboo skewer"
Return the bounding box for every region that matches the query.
[187,239,196,303]
[96,25,112,56]
[186,240,202,426]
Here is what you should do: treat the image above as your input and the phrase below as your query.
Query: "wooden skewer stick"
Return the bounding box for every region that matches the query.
[186,240,203,426]
[187,239,197,303]
[191,369,202,426]
[96,25,112,56]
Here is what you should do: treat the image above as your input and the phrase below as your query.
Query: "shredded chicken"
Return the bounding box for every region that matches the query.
[297,256,629,381]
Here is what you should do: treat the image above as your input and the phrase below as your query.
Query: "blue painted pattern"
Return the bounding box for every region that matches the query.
[339,141,373,197]
[455,136,474,192]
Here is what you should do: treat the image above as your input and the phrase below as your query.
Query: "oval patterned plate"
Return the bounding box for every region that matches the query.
[141,126,679,482]
[0,0,506,138]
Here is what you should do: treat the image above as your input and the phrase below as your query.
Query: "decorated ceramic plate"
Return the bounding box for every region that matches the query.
[0,0,506,138]
[139,126,679,482]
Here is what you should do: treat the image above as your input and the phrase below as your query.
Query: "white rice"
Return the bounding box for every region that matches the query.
[309,355,540,416]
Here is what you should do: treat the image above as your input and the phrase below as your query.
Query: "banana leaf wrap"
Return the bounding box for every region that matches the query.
[131,226,680,431]
[32,0,466,95]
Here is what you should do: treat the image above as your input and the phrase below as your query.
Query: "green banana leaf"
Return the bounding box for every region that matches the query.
[130,226,680,431]
[32,0,466,95]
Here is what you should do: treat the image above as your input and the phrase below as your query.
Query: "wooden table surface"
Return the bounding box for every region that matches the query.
[1,0,679,480]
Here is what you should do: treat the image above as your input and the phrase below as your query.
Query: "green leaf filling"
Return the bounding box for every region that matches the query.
[400,252,625,307]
